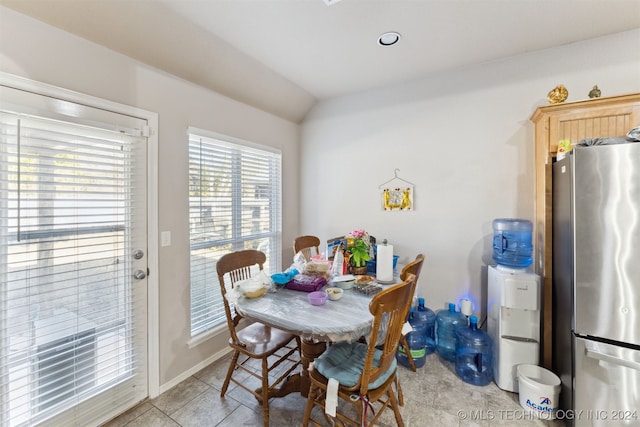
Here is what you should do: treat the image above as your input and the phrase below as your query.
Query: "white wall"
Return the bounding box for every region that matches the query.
[0,7,301,389]
[301,29,640,319]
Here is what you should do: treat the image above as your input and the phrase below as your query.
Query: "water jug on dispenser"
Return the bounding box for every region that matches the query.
[414,297,436,354]
[455,315,493,386]
[396,308,427,369]
[436,303,466,362]
[492,218,533,269]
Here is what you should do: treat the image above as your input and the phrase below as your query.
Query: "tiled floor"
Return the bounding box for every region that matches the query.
[103,351,565,427]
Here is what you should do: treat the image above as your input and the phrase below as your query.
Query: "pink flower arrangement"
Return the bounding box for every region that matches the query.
[348,229,367,239]
[347,229,370,267]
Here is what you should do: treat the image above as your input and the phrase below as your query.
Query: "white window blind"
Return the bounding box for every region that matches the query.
[0,105,147,426]
[189,130,282,336]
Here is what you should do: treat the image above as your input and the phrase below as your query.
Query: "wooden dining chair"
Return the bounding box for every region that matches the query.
[302,273,416,427]
[217,249,301,427]
[397,254,426,373]
[391,254,426,407]
[293,235,321,261]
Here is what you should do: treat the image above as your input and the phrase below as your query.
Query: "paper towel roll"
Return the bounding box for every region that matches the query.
[376,243,394,283]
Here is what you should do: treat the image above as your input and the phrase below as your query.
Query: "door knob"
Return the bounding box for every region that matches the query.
[134,269,146,280]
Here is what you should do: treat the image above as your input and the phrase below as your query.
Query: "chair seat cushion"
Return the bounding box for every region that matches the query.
[234,322,296,357]
[314,341,397,389]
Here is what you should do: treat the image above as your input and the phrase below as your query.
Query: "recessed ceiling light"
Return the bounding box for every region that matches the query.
[378,32,401,46]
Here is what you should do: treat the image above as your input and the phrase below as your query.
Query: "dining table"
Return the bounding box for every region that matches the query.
[231,273,402,398]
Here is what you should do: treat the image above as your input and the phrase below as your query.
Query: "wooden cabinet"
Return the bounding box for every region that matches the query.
[530,93,640,369]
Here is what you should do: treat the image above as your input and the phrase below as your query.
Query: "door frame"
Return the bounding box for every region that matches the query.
[0,72,160,409]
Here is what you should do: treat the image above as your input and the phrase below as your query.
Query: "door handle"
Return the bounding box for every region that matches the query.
[134,269,147,280]
[585,346,640,371]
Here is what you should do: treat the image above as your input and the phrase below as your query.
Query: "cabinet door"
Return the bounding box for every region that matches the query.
[549,104,638,154]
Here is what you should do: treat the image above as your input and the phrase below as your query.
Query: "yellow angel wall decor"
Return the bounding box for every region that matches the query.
[379,169,414,211]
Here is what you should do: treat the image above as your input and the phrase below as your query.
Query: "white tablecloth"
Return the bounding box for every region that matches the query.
[233,286,377,342]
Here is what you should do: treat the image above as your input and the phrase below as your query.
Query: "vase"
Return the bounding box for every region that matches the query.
[350,265,368,275]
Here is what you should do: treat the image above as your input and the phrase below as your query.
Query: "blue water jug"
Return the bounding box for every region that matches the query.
[436,303,467,362]
[397,309,427,368]
[455,315,493,386]
[492,218,533,268]
[414,297,436,354]
[407,306,426,335]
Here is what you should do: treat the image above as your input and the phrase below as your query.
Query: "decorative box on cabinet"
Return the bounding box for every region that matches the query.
[530,93,640,369]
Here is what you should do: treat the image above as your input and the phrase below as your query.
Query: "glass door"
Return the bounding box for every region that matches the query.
[0,85,148,426]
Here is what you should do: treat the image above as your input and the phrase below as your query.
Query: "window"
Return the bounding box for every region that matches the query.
[188,128,282,336]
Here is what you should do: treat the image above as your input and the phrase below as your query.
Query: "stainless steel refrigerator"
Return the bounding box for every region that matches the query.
[553,141,640,427]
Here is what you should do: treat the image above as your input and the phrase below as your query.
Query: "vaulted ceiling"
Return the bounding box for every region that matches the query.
[3,0,639,123]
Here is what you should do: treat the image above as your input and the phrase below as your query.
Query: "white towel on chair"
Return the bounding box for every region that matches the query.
[325,377,339,417]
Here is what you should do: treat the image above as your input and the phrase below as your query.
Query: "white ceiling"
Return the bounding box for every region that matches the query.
[3,0,640,123]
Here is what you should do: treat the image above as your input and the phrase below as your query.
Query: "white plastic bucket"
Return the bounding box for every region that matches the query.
[516,364,561,419]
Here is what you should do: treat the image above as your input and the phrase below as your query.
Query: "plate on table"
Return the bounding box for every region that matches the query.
[332,274,355,290]
[354,275,376,286]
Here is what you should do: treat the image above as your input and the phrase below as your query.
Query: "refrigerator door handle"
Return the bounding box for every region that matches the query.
[585,345,640,371]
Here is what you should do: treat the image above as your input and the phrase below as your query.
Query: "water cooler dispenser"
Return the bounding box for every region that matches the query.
[487,218,540,392]
[487,265,540,391]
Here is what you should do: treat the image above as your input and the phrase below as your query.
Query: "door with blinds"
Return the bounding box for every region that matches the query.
[0,85,148,426]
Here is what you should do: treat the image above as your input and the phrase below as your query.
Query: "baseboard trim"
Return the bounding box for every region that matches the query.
[156,347,232,396]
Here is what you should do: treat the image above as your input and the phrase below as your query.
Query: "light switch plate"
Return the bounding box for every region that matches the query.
[161,231,171,247]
